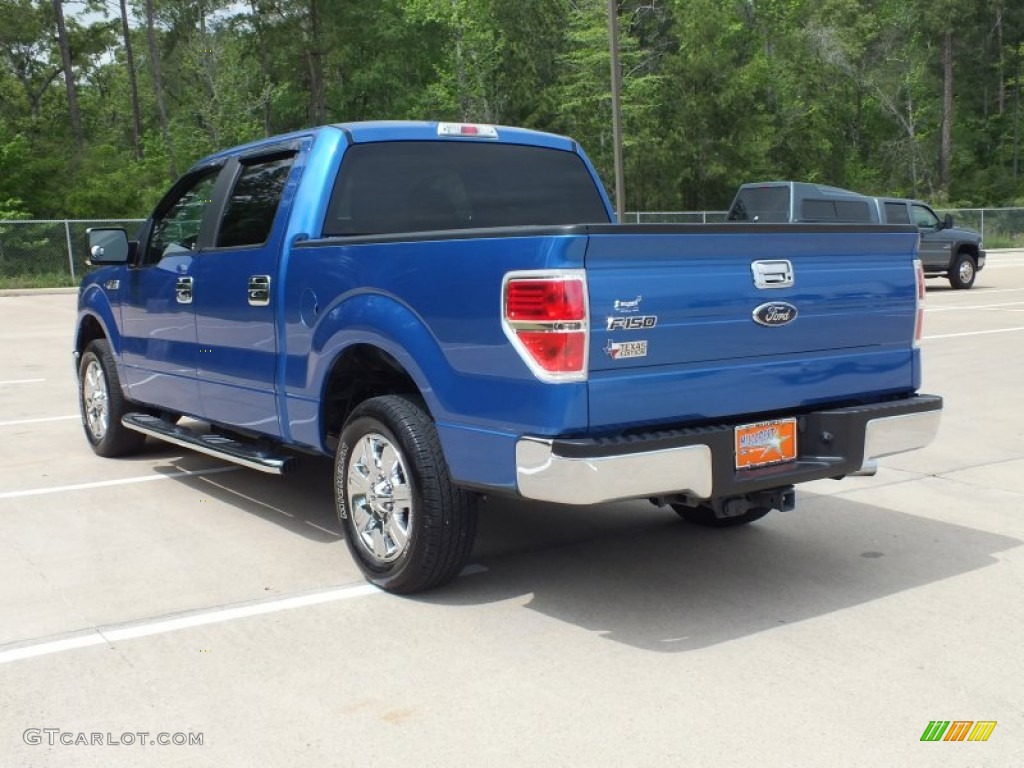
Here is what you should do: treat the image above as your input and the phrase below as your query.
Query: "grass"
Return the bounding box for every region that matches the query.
[0,272,77,289]
[981,232,1024,249]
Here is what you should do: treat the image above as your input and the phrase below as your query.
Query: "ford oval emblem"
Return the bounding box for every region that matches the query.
[752,302,798,327]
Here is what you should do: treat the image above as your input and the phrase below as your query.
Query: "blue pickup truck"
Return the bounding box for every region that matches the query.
[76,121,942,593]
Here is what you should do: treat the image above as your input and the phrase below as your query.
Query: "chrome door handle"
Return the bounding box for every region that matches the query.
[175,276,193,304]
[248,275,271,306]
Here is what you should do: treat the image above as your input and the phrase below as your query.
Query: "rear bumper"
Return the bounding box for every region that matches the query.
[515,394,942,505]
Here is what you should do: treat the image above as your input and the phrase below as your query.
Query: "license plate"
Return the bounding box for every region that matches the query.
[734,418,797,469]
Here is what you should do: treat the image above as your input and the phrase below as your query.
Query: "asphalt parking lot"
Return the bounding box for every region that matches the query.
[2,252,1023,767]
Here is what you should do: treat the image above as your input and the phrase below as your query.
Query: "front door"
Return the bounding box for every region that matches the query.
[121,166,223,416]
[912,203,952,273]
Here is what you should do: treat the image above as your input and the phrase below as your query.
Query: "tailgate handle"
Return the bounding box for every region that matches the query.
[751,260,794,289]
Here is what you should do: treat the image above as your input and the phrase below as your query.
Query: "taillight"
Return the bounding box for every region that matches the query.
[502,271,588,382]
[913,258,925,346]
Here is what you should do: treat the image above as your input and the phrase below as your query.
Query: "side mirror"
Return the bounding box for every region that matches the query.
[942,213,953,230]
[87,227,131,265]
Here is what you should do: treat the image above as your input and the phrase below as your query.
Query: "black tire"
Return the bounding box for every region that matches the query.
[671,503,771,528]
[78,339,147,457]
[335,395,477,594]
[949,251,977,289]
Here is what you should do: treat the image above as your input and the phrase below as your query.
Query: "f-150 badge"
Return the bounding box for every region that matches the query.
[607,315,657,331]
[605,340,648,359]
[752,302,798,327]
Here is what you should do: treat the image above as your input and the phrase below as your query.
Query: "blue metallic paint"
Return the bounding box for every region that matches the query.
[77,121,925,496]
[77,275,122,354]
[280,233,593,450]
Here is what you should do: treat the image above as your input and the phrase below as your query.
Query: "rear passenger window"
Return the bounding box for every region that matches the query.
[834,200,871,221]
[217,154,295,248]
[802,198,871,222]
[884,202,910,224]
[801,199,836,220]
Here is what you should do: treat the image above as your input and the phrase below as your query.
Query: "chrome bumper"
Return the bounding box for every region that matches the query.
[862,409,941,464]
[516,439,713,505]
[515,399,942,506]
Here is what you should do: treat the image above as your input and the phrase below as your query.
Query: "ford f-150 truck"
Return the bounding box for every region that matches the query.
[76,121,943,593]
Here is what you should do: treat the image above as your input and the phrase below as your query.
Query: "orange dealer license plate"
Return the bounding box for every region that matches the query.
[734,418,798,470]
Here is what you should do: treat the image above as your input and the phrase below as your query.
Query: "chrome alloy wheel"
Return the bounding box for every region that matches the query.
[82,359,110,441]
[959,257,975,285]
[346,432,414,564]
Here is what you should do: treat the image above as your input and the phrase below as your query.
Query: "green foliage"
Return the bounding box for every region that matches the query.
[0,0,1021,218]
[0,271,77,289]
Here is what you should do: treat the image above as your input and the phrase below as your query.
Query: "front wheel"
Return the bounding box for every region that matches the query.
[335,395,478,594]
[949,252,977,289]
[671,504,771,528]
[78,339,147,457]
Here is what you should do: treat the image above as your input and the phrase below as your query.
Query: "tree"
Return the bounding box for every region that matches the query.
[144,0,176,179]
[52,0,82,153]
[118,0,144,159]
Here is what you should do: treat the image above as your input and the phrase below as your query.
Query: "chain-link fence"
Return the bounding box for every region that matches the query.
[932,208,1024,248]
[0,219,144,288]
[3,210,1023,288]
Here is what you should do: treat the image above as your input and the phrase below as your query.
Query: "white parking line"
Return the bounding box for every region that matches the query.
[930,287,1024,294]
[304,521,342,537]
[0,466,238,501]
[927,301,1024,312]
[0,415,78,427]
[0,378,45,385]
[0,563,490,665]
[0,583,379,665]
[924,326,1024,340]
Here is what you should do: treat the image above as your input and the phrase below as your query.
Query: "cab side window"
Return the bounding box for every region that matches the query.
[912,205,939,229]
[216,155,296,248]
[884,202,911,224]
[147,170,220,265]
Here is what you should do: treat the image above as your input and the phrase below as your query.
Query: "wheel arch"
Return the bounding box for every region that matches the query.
[320,343,425,451]
[76,313,108,357]
[75,284,122,358]
[956,241,980,261]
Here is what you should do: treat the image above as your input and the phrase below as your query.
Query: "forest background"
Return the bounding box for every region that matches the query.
[1,0,1023,222]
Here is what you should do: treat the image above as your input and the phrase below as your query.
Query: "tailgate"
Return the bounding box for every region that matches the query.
[584,224,920,429]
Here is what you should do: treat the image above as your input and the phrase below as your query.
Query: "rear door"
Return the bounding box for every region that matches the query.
[192,147,299,435]
[584,225,921,429]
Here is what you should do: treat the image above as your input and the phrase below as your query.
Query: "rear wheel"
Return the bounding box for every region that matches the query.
[949,252,976,289]
[78,339,147,457]
[336,395,477,594]
[671,503,771,528]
